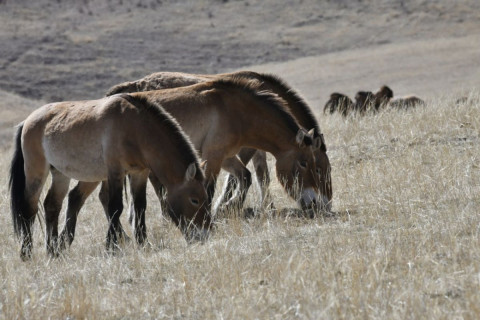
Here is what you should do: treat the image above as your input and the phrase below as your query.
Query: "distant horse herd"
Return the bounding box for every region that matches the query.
[324,85,424,117]
[9,70,424,260]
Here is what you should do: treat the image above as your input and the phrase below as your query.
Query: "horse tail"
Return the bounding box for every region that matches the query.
[9,123,26,237]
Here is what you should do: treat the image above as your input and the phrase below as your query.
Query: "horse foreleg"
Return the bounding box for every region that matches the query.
[43,168,70,257]
[148,172,168,216]
[99,181,129,244]
[58,181,100,251]
[252,150,274,210]
[128,171,149,246]
[217,148,256,208]
[105,172,125,252]
[216,156,252,213]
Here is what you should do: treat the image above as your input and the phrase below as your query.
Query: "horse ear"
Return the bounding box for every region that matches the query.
[185,162,197,181]
[296,129,306,146]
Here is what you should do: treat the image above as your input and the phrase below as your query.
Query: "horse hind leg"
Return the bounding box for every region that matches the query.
[43,167,70,257]
[58,181,100,251]
[20,156,49,260]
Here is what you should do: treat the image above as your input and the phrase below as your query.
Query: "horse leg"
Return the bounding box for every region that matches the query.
[43,167,70,257]
[99,181,129,243]
[129,171,149,246]
[216,156,252,212]
[217,148,256,207]
[58,181,100,251]
[252,150,274,209]
[105,171,125,252]
[21,159,49,260]
[202,158,222,213]
[147,172,168,216]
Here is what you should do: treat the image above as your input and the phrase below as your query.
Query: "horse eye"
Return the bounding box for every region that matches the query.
[190,198,199,206]
[299,161,307,168]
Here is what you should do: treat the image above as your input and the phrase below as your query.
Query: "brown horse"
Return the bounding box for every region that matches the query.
[9,94,210,259]
[373,85,394,111]
[106,71,332,212]
[60,77,321,248]
[324,92,354,117]
[354,91,376,115]
[388,96,425,109]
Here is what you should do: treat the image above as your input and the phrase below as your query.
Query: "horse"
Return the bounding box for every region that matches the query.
[388,96,425,109]
[354,91,376,115]
[106,70,332,213]
[9,94,210,259]
[323,92,354,117]
[373,85,394,111]
[59,77,322,248]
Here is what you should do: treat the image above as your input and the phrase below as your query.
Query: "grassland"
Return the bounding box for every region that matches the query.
[1,93,479,319]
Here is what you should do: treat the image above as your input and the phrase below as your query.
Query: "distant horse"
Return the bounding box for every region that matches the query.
[60,77,322,248]
[388,96,425,109]
[9,94,210,259]
[323,92,354,117]
[354,91,375,115]
[373,85,394,111]
[106,71,332,213]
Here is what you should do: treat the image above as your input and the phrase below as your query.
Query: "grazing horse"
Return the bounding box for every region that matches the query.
[373,85,394,111]
[60,77,321,248]
[106,71,332,212]
[354,91,375,115]
[9,94,210,259]
[324,92,354,117]
[388,96,425,109]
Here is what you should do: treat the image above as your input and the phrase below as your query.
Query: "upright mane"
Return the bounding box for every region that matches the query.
[257,73,322,137]
[207,77,312,146]
[119,94,204,180]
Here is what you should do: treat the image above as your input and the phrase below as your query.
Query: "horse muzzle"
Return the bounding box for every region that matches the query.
[299,188,332,212]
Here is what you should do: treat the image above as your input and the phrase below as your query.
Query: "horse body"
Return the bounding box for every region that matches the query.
[60,78,321,249]
[388,96,425,109]
[324,92,354,117]
[10,95,209,259]
[127,78,320,206]
[106,71,333,211]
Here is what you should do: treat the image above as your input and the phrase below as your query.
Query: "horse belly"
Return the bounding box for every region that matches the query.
[43,135,107,182]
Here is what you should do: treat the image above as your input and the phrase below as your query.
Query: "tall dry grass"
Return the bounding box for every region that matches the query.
[0,93,479,319]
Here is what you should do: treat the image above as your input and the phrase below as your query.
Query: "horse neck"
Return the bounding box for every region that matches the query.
[138,117,192,190]
[260,78,320,136]
[225,94,300,157]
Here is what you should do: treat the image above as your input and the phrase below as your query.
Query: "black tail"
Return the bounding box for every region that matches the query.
[9,123,26,237]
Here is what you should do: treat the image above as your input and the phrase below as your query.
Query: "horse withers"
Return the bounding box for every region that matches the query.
[9,94,211,260]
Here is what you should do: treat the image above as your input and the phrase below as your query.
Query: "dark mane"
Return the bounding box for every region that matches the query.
[257,73,322,137]
[207,77,312,145]
[119,94,204,180]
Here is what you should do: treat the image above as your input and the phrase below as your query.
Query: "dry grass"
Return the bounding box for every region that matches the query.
[1,93,479,319]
